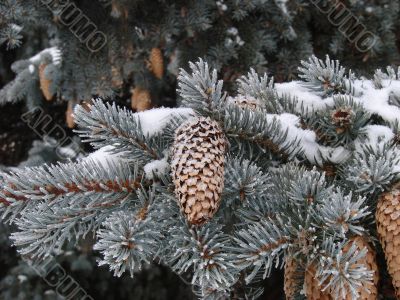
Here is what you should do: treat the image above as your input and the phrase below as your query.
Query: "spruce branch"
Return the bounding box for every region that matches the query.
[222,104,302,160]
[306,95,370,147]
[233,216,290,283]
[235,194,274,226]
[11,200,109,258]
[94,205,161,277]
[269,164,333,210]
[224,157,271,205]
[236,69,300,115]
[316,191,370,238]
[9,158,148,258]
[0,157,144,221]
[177,59,226,116]
[192,283,231,300]
[373,66,400,89]
[343,141,400,194]
[74,99,165,161]
[0,23,23,49]
[317,239,374,299]
[298,55,354,97]
[391,121,400,144]
[167,219,238,291]
[237,69,275,107]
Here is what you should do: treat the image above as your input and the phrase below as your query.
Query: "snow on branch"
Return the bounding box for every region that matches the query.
[74,99,193,162]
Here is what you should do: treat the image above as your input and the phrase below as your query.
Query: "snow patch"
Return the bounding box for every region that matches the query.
[352,79,400,123]
[83,146,126,169]
[135,107,195,136]
[28,64,35,74]
[17,275,28,283]
[11,24,23,32]
[29,47,62,65]
[144,154,170,180]
[363,125,394,144]
[275,81,333,111]
[353,125,395,154]
[273,113,350,164]
[276,79,400,124]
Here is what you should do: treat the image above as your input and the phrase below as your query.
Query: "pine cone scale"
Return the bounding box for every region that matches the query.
[343,236,379,300]
[377,185,400,298]
[304,263,332,300]
[284,257,302,300]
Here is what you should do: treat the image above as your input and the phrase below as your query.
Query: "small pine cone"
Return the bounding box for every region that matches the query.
[67,100,91,128]
[149,48,164,79]
[376,184,400,298]
[304,263,332,300]
[228,95,260,110]
[342,236,379,300]
[39,63,53,101]
[284,257,303,300]
[111,66,123,88]
[171,117,226,225]
[131,87,152,112]
[81,100,92,112]
[126,43,135,60]
[111,0,128,19]
[66,100,75,128]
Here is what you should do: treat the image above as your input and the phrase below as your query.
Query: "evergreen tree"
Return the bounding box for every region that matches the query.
[1,0,400,119]
[1,1,400,299]
[0,55,399,299]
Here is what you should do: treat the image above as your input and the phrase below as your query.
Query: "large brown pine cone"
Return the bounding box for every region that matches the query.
[171,117,226,225]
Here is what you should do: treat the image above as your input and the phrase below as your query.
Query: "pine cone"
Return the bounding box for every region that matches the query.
[171,117,226,225]
[304,263,332,300]
[376,183,400,298]
[284,257,303,300]
[39,63,53,101]
[342,236,379,300]
[111,66,123,88]
[149,48,164,79]
[67,100,91,128]
[111,0,128,19]
[131,87,152,112]
[66,100,75,128]
[301,236,378,300]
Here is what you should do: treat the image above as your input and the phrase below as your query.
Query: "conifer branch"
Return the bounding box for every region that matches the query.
[222,104,302,160]
[177,59,226,115]
[298,55,353,97]
[0,158,144,221]
[74,99,164,161]
[343,141,400,194]
[234,216,290,283]
[166,219,238,290]
[224,158,271,205]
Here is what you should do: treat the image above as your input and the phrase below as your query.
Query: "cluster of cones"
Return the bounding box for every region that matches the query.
[283,185,400,300]
[38,47,164,129]
[284,236,379,300]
